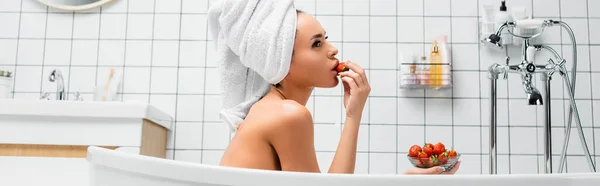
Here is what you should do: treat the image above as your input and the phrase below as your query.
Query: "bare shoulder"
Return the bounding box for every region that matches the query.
[247,99,313,140]
[242,99,320,172]
[273,100,313,125]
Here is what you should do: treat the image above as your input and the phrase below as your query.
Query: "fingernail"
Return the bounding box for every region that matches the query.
[437,167,445,172]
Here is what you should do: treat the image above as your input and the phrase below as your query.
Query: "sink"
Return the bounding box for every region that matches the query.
[0,99,172,128]
[0,99,174,186]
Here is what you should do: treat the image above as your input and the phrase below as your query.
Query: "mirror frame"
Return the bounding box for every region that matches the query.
[37,0,117,11]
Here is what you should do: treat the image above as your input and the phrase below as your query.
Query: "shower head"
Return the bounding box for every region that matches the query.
[526,88,543,105]
[482,34,503,50]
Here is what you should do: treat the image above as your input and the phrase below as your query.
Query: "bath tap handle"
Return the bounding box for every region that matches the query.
[557,58,567,67]
[525,63,536,73]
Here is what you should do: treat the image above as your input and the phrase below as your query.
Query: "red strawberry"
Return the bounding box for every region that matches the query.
[336,62,349,72]
[438,152,448,164]
[418,151,429,159]
[423,144,433,156]
[408,145,422,157]
[433,142,446,155]
[448,149,457,157]
[423,143,434,150]
[417,152,429,167]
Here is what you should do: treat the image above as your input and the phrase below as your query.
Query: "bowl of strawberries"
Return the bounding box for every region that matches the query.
[407,142,459,171]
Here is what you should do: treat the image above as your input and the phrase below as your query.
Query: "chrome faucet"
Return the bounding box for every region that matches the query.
[483,19,596,174]
[522,74,543,105]
[49,69,66,100]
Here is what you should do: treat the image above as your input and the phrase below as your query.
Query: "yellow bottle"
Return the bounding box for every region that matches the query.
[429,41,442,89]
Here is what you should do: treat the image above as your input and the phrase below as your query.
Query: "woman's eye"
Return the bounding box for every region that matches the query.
[312,40,322,48]
[325,36,329,40]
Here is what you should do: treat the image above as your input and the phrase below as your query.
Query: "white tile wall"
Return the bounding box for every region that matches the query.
[0,0,598,175]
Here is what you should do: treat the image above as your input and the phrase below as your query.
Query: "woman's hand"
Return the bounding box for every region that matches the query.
[339,61,370,119]
[403,161,461,175]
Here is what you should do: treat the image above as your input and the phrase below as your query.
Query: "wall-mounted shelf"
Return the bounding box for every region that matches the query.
[398,62,452,90]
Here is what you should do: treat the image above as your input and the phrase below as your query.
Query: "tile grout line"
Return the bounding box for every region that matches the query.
[395,0,399,175]
[200,0,212,164]
[171,0,184,161]
[449,0,455,156]
[118,1,129,102]
[367,0,371,174]
[93,5,103,95]
[477,0,483,174]
[6,63,600,73]
[422,0,427,149]
[10,0,24,98]
[4,10,600,19]
[147,0,156,106]
[65,6,76,98]
[38,6,49,97]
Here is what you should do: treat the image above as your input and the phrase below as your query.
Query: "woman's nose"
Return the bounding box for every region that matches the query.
[328,46,339,58]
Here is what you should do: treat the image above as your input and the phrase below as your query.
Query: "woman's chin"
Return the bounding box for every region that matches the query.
[326,77,340,88]
[314,75,340,88]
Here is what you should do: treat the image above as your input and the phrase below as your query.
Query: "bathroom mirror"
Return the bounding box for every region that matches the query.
[37,0,117,11]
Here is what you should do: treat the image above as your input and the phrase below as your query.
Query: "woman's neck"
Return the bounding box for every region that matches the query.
[268,84,313,105]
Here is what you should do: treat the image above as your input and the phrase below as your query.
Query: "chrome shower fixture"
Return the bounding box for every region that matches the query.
[482,33,503,49]
[522,74,542,105]
[483,19,597,174]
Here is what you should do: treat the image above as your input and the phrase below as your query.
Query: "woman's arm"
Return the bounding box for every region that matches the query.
[327,116,360,173]
[328,61,371,173]
[267,103,362,174]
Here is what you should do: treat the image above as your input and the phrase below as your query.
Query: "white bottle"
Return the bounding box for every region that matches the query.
[419,56,428,86]
[495,1,513,45]
[438,35,451,86]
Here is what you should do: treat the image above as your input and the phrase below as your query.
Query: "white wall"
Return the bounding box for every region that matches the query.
[0,0,599,175]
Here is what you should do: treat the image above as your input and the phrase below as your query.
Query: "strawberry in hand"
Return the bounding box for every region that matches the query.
[408,145,422,157]
[438,152,448,164]
[448,149,457,157]
[336,62,349,73]
[423,143,434,156]
[417,152,429,167]
[433,142,446,155]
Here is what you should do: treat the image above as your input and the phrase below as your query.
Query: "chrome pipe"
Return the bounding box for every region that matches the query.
[536,45,561,61]
[489,65,501,175]
[542,73,552,173]
[521,39,531,64]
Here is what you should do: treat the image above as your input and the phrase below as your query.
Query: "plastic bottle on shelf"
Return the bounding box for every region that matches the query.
[429,41,442,89]
[419,56,428,86]
[438,35,451,87]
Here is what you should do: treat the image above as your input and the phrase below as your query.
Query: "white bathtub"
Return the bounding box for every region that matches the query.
[86,146,599,186]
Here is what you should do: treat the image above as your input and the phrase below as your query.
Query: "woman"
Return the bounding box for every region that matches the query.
[209,1,460,175]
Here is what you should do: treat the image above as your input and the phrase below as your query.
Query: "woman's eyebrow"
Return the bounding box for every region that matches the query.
[310,31,327,40]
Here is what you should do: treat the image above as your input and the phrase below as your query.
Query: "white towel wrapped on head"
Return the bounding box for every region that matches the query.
[207,0,298,132]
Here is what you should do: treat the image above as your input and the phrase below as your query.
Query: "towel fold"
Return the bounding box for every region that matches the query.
[207,0,297,132]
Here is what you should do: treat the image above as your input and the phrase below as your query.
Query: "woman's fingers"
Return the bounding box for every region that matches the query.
[339,71,363,88]
[340,76,358,90]
[341,61,368,85]
[403,166,445,174]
